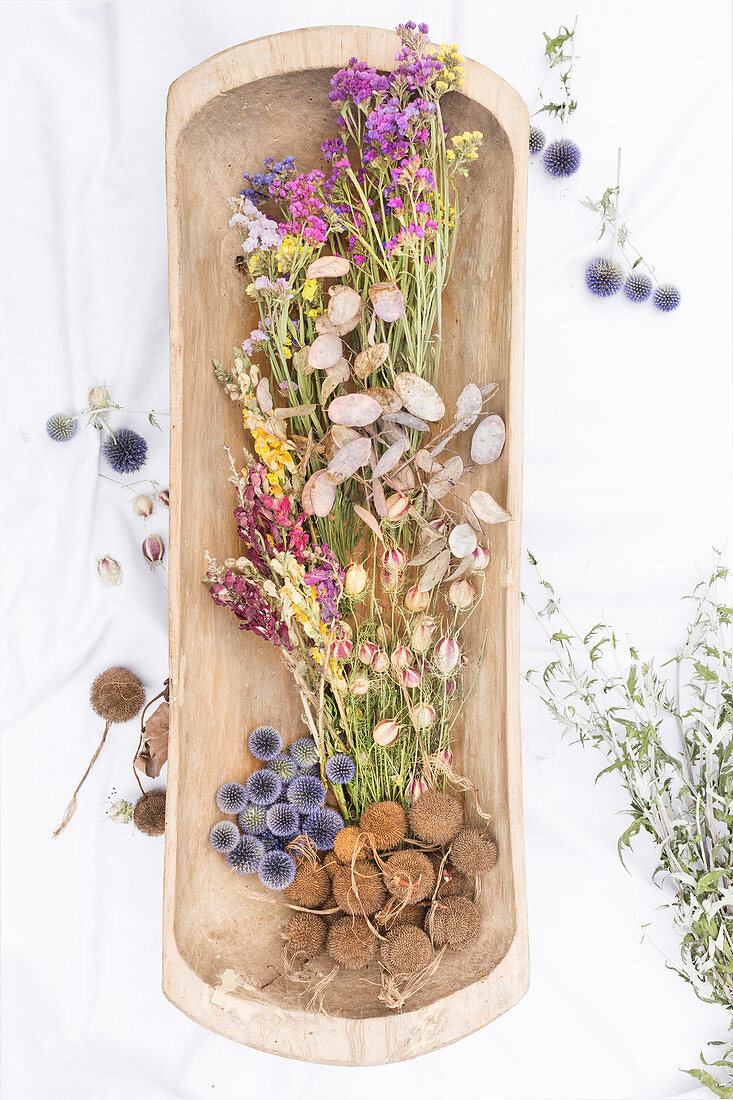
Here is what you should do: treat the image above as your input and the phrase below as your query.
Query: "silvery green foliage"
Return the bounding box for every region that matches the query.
[524,555,733,1097]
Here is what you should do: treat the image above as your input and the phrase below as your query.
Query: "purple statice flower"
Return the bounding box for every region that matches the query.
[303,543,345,625]
[228,197,282,252]
[270,169,330,243]
[321,137,349,163]
[392,23,443,92]
[209,571,293,649]
[241,155,296,206]
[277,379,298,394]
[242,328,267,356]
[328,58,390,107]
[251,275,293,302]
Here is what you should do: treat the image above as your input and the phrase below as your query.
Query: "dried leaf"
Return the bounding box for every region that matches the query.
[480,382,499,399]
[134,702,169,779]
[327,285,362,326]
[353,504,385,543]
[471,415,506,464]
[455,383,482,427]
[328,393,382,427]
[354,343,389,381]
[373,438,407,477]
[255,377,273,414]
[306,255,350,279]
[274,404,317,419]
[469,489,511,524]
[369,281,405,322]
[327,437,372,483]
[418,549,451,593]
[365,387,402,415]
[393,373,445,422]
[448,523,478,558]
[372,474,389,518]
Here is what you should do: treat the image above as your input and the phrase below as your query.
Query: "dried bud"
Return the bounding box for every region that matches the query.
[383,546,407,573]
[373,719,400,747]
[385,493,411,521]
[380,567,399,591]
[331,638,353,660]
[372,649,390,674]
[405,776,429,802]
[411,703,437,729]
[400,666,422,689]
[158,488,170,508]
[349,674,371,696]
[377,624,392,646]
[411,615,437,654]
[344,561,368,596]
[448,579,476,611]
[132,494,153,519]
[390,645,413,669]
[434,747,453,769]
[444,676,458,696]
[88,384,112,410]
[97,555,122,587]
[142,534,166,568]
[470,544,490,571]
[358,641,378,665]
[405,585,430,613]
[434,636,461,675]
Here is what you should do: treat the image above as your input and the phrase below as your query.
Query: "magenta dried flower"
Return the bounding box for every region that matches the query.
[142,534,165,567]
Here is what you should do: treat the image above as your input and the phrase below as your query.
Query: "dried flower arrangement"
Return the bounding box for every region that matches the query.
[203,20,505,1007]
[525,555,733,1096]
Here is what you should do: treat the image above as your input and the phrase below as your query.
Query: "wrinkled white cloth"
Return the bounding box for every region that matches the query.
[1,2,731,1098]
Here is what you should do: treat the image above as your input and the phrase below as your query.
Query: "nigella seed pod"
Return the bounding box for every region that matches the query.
[434,636,461,675]
[444,676,458,697]
[380,568,398,591]
[87,384,112,410]
[434,747,453,769]
[470,545,490,571]
[97,555,122,587]
[132,494,153,519]
[142,534,165,568]
[372,649,390,673]
[400,666,422,689]
[390,645,413,669]
[158,488,170,508]
[448,579,476,611]
[411,703,437,729]
[373,719,400,748]
[411,616,437,654]
[405,585,430,613]
[383,547,407,573]
[344,561,368,596]
[406,776,429,802]
[331,638,353,660]
[385,493,411,521]
[358,641,378,665]
[349,674,371,696]
[46,413,77,442]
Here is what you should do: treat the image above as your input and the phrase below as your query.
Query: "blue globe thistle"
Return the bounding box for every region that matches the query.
[266,802,300,838]
[585,257,623,298]
[302,807,344,851]
[46,413,77,442]
[623,270,653,303]
[325,754,356,786]
[543,138,581,178]
[287,774,327,815]
[102,427,148,474]
[258,849,297,890]
[298,764,320,776]
[260,830,281,851]
[653,284,681,312]
[238,803,267,835]
[216,782,248,814]
[209,820,240,853]
[248,724,283,761]
[290,737,319,770]
[528,126,546,156]
[267,752,297,784]
[245,768,282,806]
[226,835,265,875]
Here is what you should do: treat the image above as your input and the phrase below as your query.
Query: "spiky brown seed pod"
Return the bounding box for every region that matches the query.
[320,892,340,925]
[333,826,367,865]
[286,912,327,958]
[426,896,480,951]
[450,828,498,876]
[375,902,426,932]
[322,852,340,880]
[90,667,144,723]
[408,790,463,846]
[133,790,166,836]
[432,858,466,898]
[380,924,433,974]
[331,860,387,916]
[359,801,407,851]
[382,851,436,903]
[284,862,331,908]
[327,916,376,970]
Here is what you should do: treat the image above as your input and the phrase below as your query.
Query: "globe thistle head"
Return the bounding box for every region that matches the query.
[90,667,144,723]
[266,801,300,839]
[268,752,297,784]
[209,820,240,853]
[325,754,356,786]
[284,861,331,908]
[102,427,148,474]
[286,912,327,959]
[585,257,623,298]
[245,768,282,806]
[260,830,281,851]
[290,737,319,770]
[409,790,464,846]
[298,764,320,776]
[326,916,376,970]
[382,851,437,903]
[528,126,546,156]
[653,283,681,312]
[302,807,344,851]
[248,725,283,761]
[380,925,433,975]
[287,774,326,815]
[133,790,166,836]
[258,849,297,890]
[226,835,265,875]
[623,270,653,303]
[426,895,480,950]
[237,803,267,835]
[331,860,388,916]
[46,413,77,442]
[543,137,581,178]
[216,782,248,815]
[360,801,408,852]
[449,828,498,876]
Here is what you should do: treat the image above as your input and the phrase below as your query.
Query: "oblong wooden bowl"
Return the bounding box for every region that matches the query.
[165,25,529,1065]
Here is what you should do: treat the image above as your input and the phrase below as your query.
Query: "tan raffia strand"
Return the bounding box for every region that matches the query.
[425,752,493,824]
[234,879,341,917]
[52,721,112,837]
[378,946,447,1011]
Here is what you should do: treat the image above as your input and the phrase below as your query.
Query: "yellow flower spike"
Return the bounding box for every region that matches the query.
[301,278,318,302]
[446,149,455,161]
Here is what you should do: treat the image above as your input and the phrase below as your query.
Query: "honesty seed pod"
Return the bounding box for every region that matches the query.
[132,494,153,519]
[373,719,400,748]
[142,534,165,568]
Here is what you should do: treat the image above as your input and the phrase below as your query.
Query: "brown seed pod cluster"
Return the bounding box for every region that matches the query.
[286,912,327,958]
[409,790,463,846]
[450,828,498,876]
[284,862,331,908]
[380,924,433,975]
[432,858,466,898]
[333,826,367,865]
[375,901,426,932]
[133,789,166,836]
[327,916,376,970]
[359,801,407,851]
[382,851,436,903]
[427,896,480,951]
[90,667,145,723]
[331,860,387,916]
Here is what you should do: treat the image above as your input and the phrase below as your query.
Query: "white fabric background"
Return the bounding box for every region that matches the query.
[2,2,731,1097]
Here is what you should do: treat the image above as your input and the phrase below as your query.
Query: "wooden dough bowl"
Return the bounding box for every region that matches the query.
[165,25,529,1065]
